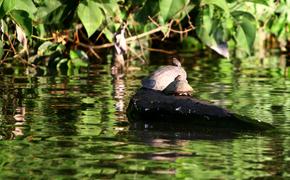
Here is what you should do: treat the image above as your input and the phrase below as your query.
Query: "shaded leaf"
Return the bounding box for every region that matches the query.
[35,1,62,20]
[10,10,32,36]
[0,40,4,59]
[37,41,56,56]
[135,0,159,23]
[77,0,104,37]
[56,58,68,71]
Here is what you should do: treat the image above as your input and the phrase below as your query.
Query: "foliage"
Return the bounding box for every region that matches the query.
[0,0,289,74]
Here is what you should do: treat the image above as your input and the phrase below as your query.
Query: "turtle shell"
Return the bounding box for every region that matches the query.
[141,65,187,91]
[163,78,193,96]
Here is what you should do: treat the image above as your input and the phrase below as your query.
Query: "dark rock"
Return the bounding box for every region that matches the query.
[126,88,274,131]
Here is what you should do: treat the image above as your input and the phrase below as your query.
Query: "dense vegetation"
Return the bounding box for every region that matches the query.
[0,0,289,73]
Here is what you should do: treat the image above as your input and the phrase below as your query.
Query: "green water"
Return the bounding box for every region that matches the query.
[0,55,290,179]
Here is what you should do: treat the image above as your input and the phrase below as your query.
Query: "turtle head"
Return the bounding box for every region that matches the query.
[174,75,183,81]
[172,58,181,67]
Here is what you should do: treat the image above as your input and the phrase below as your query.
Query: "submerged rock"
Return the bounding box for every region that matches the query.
[126,88,274,131]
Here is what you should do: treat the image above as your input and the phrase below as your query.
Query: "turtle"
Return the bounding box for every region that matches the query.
[163,75,193,96]
[141,58,187,91]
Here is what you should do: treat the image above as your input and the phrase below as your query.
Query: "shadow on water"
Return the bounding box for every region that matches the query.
[127,120,278,142]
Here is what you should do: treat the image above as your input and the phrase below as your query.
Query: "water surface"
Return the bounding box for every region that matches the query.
[0,55,290,179]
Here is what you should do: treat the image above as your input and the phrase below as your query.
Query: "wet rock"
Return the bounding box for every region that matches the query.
[126,88,274,131]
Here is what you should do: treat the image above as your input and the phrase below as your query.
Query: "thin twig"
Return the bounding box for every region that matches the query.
[31,35,54,41]
[89,47,101,60]
[128,46,146,63]
[148,16,160,27]
[162,20,173,41]
[72,24,170,50]
[5,33,17,54]
[179,23,183,41]
[145,47,177,55]
[73,18,193,52]
[96,29,104,41]
[125,25,170,43]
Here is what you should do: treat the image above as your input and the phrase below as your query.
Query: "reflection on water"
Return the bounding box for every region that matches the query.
[0,55,290,179]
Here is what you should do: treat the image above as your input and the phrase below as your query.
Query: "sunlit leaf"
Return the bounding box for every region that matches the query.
[70,50,88,68]
[13,0,37,18]
[81,97,95,104]
[235,25,250,54]
[244,0,269,6]
[0,19,8,34]
[103,28,114,42]
[77,0,104,37]
[201,0,230,16]
[70,50,88,60]
[72,58,88,68]
[159,0,189,21]
[0,0,16,18]
[232,11,256,54]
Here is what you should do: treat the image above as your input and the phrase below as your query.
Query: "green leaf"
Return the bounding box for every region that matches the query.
[244,0,269,6]
[232,11,256,54]
[35,1,62,20]
[135,0,159,23]
[235,25,250,54]
[196,5,229,57]
[72,58,88,68]
[103,28,114,42]
[56,58,68,71]
[159,0,189,21]
[0,40,4,59]
[69,50,88,68]
[70,50,88,60]
[201,0,230,17]
[0,0,16,19]
[77,0,104,37]
[69,50,79,59]
[9,10,32,36]
[196,6,213,46]
[96,0,120,16]
[38,41,54,56]
[13,0,37,18]
[1,19,8,34]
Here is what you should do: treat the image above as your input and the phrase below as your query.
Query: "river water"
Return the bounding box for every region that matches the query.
[0,54,289,179]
